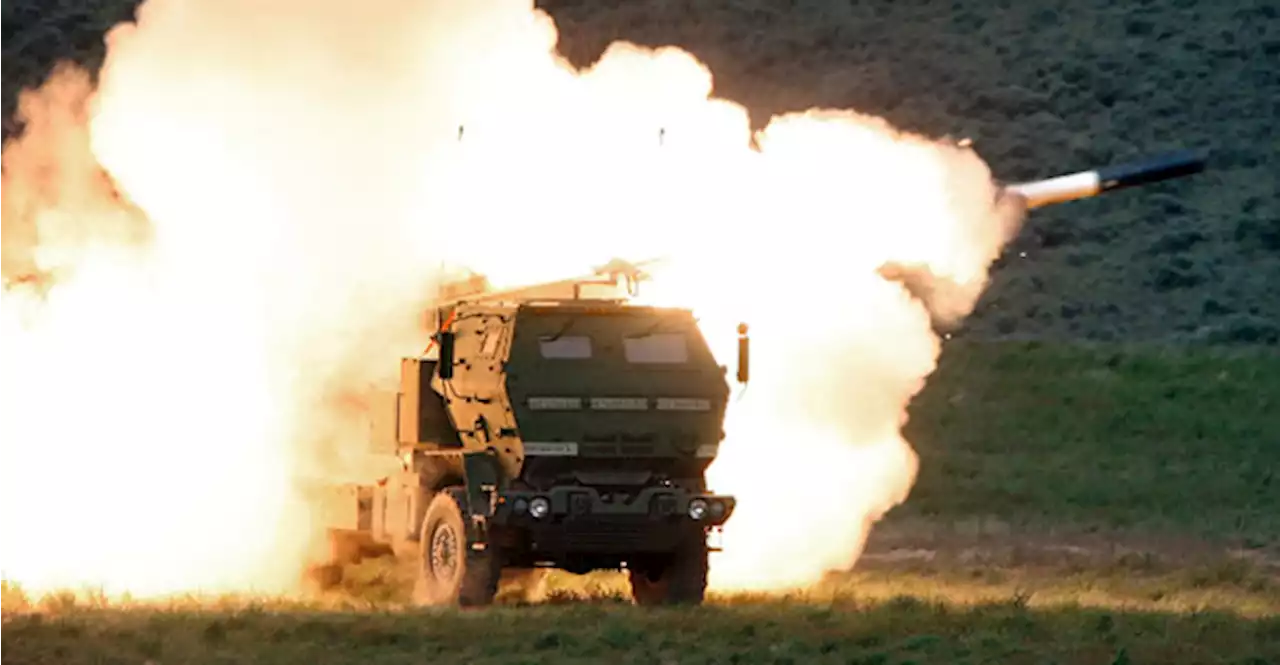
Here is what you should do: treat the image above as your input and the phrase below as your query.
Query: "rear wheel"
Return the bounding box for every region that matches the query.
[412,489,500,607]
[628,535,708,606]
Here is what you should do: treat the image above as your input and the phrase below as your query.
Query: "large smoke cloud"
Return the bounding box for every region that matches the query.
[0,0,1025,597]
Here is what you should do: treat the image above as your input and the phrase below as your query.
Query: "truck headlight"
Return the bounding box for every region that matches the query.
[529,497,551,519]
[709,500,726,520]
[688,498,708,520]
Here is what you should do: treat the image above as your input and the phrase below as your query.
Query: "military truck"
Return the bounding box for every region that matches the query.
[309,147,1207,607]
[310,260,745,606]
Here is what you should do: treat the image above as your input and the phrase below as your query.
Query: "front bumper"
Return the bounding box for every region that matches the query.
[493,485,734,525]
[490,485,735,556]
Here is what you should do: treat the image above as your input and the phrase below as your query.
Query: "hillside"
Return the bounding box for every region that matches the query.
[4,0,1277,344]
[540,0,1280,344]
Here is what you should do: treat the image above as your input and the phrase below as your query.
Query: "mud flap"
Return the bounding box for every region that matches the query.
[460,451,503,552]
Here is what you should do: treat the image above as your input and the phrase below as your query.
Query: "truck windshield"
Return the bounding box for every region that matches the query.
[623,332,688,364]
[539,335,592,359]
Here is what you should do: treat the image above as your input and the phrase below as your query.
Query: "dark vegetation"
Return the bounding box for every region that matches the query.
[3,0,1277,343]
[3,1,1276,663]
[538,0,1280,345]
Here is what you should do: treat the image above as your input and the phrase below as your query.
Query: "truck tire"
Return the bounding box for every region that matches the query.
[412,489,500,607]
[628,536,708,606]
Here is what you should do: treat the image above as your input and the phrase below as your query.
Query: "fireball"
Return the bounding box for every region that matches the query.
[0,0,1023,599]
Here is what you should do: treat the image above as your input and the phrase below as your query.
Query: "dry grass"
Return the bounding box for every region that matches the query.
[4,576,1277,665]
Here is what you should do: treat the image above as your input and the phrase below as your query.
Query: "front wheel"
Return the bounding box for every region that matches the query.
[412,489,500,607]
[628,534,708,606]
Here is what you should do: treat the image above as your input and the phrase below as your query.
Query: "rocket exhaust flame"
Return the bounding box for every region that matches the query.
[1,0,1026,599]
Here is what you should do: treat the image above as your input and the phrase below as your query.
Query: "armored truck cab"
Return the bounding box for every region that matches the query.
[314,263,743,607]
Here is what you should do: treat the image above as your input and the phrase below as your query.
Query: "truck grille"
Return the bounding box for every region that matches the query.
[581,441,659,457]
[527,519,684,553]
[520,456,707,491]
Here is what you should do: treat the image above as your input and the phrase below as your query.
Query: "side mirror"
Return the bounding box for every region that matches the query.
[437,330,456,380]
[736,323,749,384]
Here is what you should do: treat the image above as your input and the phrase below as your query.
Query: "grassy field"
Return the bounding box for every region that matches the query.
[2,591,1277,665]
[4,341,1278,664]
[898,339,1280,542]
